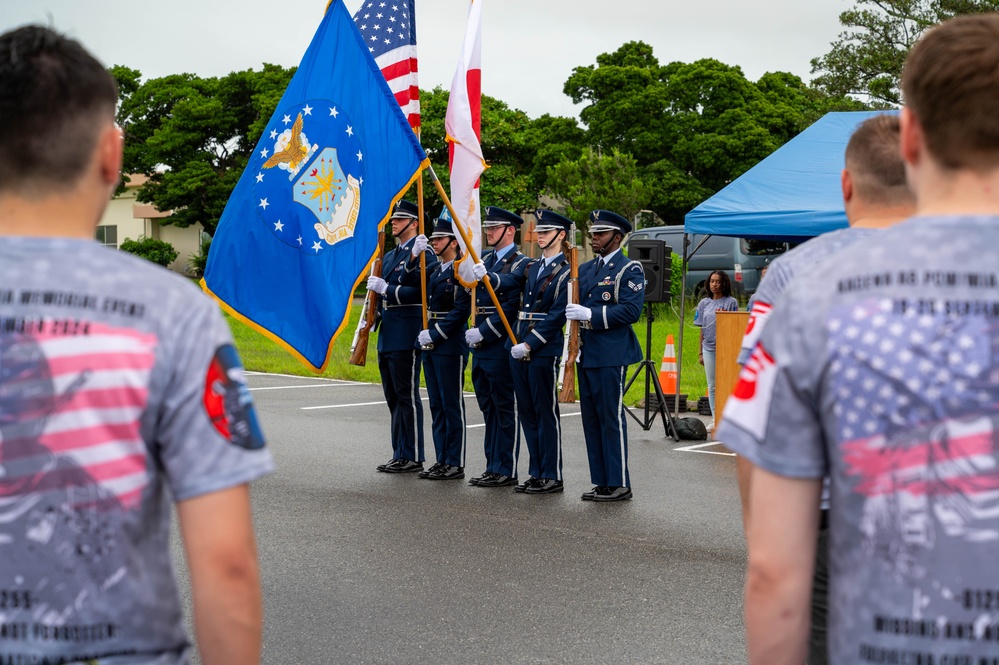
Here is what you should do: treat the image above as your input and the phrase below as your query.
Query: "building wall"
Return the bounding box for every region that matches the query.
[96,176,203,275]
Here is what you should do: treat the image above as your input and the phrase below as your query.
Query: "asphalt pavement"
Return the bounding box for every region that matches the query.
[173,371,748,664]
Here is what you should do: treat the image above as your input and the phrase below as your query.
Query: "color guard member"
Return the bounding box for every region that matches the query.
[509,210,572,494]
[417,216,471,480]
[368,200,438,474]
[466,207,530,487]
[566,210,645,502]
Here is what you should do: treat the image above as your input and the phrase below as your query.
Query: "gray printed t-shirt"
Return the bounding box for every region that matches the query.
[0,238,275,664]
[694,295,739,351]
[717,216,999,663]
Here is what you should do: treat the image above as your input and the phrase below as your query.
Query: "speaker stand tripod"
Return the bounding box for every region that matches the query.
[624,303,679,441]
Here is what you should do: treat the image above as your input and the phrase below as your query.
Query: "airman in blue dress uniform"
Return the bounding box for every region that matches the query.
[465,207,530,488]
[416,216,471,480]
[565,210,645,501]
[368,199,438,474]
[508,210,573,494]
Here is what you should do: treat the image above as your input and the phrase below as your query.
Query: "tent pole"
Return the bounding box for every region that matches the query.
[674,233,690,416]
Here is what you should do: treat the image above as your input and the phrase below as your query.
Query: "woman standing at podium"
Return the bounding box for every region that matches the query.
[695,270,738,430]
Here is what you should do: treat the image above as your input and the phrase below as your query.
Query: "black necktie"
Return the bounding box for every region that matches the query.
[596,257,605,270]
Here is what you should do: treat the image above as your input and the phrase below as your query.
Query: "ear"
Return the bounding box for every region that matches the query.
[900,106,922,167]
[841,168,854,203]
[97,122,124,186]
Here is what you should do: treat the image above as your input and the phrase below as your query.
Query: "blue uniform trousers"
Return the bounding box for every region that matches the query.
[378,349,425,462]
[578,365,631,488]
[509,355,562,481]
[423,352,468,467]
[471,354,520,477]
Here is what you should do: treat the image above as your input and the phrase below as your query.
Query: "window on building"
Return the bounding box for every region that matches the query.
[96,225,117,249]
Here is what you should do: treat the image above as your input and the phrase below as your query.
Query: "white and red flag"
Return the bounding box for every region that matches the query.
[446,0,486,286]
[352,0,420,129]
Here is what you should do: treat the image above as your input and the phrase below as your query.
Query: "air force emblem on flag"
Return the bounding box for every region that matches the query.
[253,100,365,254]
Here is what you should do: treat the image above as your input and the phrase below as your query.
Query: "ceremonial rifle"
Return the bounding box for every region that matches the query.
[348,230,385,366]
[558,223,579,403]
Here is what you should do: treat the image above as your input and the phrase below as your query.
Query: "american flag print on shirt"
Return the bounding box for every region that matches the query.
[827,297,999,560]
[0,321,155,512]
[353,0,420,128]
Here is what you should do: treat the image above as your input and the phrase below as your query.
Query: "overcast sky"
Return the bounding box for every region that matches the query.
[1,0,852,120]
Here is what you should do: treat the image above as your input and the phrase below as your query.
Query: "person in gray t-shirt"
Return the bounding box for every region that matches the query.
[0,26,274,664]
[728,114,916,665]
[718,15,999,663]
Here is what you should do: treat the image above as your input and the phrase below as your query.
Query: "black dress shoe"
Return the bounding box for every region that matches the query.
[383,458,423,474]
[427,464,464,480]
[376,458,399,473]
[418,462,445,479]
[525,478,564,494]
[581,486,603,501]
[479,474,517,488]
[592,486,633,502]
[514,477,540,493]
[469,471,496,486]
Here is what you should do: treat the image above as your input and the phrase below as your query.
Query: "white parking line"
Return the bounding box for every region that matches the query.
[245,371,367,384]
[250,383,359,391]
[672,441,736,457]
[301,391,481,411]
[301,398,429,410]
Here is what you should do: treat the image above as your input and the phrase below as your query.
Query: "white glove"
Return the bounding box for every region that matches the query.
[418,329,433,346]
[511,343,529,360]
[472,262,487,280]
[411,234,429,257]
[565,304,592,321]
[465,328,484,345]
[367,276,388,295]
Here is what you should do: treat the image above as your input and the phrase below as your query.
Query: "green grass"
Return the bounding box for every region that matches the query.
[223,299,708,408]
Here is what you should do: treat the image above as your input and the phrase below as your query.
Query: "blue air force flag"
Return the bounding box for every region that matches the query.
[203,0,428,371]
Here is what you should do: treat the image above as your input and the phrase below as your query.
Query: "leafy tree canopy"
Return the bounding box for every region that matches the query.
[413,86,584,220]
[563,42,865,223]
[810,0,999,106]
[112,64,295,235]
[545,147,653,229]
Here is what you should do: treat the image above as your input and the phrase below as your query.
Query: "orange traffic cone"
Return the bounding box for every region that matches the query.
[658,334,678,395]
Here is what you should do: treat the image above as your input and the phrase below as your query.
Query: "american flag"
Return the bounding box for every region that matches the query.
[827,299,999,503]
[0,323,155,511]
[352,0,420,129]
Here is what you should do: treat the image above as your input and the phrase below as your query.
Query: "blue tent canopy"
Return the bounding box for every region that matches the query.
[684,111,896,241]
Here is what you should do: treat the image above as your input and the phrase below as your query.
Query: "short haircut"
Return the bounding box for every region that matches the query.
[0,25,118,195]
[845,114,914,207]
[901,14,999,171]
[709,270,732,298]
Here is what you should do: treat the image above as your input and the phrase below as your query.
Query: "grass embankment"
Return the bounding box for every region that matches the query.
[224,300,709,408]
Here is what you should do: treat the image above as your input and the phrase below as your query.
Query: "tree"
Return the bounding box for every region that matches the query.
[545,148,653,230]
[113,65,295,235]
[414,86,584,219]
[564,43,866,223]
[810,0,999,106]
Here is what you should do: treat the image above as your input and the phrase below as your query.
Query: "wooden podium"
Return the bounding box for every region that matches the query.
[714,311,749,431]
